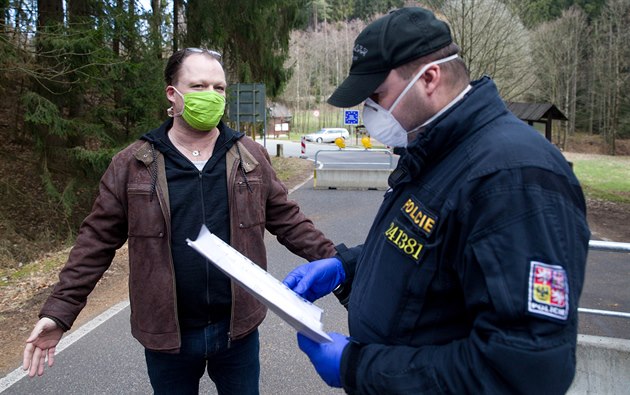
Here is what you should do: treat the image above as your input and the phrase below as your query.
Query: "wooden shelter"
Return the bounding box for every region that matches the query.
[505,102,568,142]
[268,102,292,137]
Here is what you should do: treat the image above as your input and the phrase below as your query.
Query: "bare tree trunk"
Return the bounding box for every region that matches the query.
[609,21,617,155]
[113,0,123,56]
[34,0,63,90]
[607,0,629,155]
[295,40,301,133]
[127,0,136,55]
[569,27,578,137]
[37,0,63,30]
[173,0,183,51]
[65,0,92,120]
[150,0,162,59]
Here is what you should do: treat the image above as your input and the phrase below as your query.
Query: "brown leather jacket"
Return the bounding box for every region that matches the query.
[39,134,336,353]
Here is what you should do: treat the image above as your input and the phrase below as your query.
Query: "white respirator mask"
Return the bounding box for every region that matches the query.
[362,54,458,147]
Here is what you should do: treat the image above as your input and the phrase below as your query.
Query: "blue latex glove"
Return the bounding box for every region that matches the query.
[283,257,345,302]
[298,332,349,388]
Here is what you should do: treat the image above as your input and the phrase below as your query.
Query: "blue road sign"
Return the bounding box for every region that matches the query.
[344,110,359,125]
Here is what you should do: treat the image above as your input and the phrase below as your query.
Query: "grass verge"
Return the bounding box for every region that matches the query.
[567,153,630,203]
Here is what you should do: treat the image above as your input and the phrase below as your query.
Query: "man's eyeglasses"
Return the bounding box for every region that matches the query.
[185,48,222,60]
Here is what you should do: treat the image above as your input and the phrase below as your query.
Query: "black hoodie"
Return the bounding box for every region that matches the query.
[142,119,243,329]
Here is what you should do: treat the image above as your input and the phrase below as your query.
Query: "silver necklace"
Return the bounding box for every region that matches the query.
[170,134,205,157]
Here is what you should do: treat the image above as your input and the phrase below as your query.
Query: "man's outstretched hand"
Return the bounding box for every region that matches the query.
[23,317,63,377]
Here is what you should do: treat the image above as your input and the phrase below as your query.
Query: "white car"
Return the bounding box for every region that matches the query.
[303,128,350,143]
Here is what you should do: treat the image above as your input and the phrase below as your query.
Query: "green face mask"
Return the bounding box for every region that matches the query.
[173,88,225,131]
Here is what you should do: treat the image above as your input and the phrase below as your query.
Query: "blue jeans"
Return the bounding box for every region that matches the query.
[145,318,260,395]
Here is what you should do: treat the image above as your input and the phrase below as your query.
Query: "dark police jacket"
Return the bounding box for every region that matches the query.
[338,77,590,394]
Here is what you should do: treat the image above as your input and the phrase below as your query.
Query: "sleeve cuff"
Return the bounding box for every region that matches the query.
[334,243,356,281]
[40,314,70,332]
[340,338,363,394]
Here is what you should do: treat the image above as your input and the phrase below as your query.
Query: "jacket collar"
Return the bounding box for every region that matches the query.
[137,119,245,160]
[228,140,258,173]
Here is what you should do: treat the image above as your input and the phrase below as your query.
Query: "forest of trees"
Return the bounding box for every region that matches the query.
[0,0,628,244]
[284,0,629,153]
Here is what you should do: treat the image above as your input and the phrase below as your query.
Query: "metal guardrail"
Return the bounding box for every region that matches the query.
[588,240,630,253]
[578,307,630,319]
[578,240,630,319]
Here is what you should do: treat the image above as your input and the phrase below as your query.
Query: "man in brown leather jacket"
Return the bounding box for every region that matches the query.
[22,48,336,395]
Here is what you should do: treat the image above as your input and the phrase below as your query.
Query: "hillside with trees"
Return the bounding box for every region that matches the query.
[282,0,629,151]
[0,0,628,269]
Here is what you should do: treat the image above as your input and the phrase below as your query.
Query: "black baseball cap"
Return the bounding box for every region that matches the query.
[327,7,452,108]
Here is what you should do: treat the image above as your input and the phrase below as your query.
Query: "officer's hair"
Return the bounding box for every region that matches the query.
[396,43,470,90]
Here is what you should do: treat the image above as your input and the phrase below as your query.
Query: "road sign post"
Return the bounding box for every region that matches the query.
[344,110,360,144]
[227,83,266,144]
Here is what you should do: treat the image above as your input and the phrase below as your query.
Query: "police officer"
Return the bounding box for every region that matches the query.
[283,7,590,394]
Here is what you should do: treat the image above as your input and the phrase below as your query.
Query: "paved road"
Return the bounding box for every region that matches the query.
[2,180,383,394]
[262,137,398,172]
[259,136,322,158]
[2,146,628,393]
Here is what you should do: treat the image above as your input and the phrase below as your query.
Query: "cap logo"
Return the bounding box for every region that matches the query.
[353,44,368,60]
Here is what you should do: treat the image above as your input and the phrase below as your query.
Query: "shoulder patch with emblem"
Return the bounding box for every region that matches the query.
[527,261,569,320]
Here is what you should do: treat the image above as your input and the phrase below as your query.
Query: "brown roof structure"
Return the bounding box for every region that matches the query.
[269,102,292,119]
[505,102,568,142]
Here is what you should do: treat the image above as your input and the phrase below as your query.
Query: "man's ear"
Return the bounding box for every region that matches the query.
[165,85,176,103]
[421,65,441,96]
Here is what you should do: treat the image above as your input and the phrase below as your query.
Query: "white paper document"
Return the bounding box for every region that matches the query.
[186,225,332,343]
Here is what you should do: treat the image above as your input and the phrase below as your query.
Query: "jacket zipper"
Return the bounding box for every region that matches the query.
[149,150,181,349]
[226,148,239,349]
[198,169,213,326]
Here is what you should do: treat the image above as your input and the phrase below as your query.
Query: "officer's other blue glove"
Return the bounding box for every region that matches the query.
[282,257,345,302]
[298,332,349,388]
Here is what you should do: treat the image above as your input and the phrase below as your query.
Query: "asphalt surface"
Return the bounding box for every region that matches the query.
[2,139,628,393]
[2,179,382,394]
